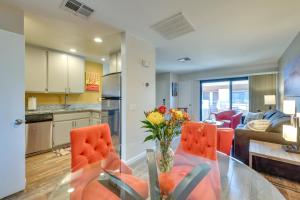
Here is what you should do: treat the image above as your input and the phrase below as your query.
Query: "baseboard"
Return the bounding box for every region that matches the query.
[125,151,146,166]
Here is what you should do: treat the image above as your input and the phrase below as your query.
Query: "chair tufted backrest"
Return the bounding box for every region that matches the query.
[70,124,114,171]
[180,122,217,160]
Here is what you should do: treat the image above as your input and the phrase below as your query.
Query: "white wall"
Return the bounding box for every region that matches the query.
[156,72,178,108]
[278,32,300,111]
[0,3,23,34]
[121,32,156,161]
[156,73,170,107]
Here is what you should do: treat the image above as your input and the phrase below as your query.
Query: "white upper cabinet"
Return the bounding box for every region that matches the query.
[25,46,85,94]
[108,51,121,74]
[116,51,121,72]
[109,53,117,73]
[68,55,85,93]
[48,51,68,93]
[25,46,47,92]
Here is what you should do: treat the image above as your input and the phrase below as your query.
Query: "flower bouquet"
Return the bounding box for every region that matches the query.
[142,105,190,172]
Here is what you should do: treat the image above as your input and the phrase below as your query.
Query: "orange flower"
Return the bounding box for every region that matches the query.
[183,112,191,120]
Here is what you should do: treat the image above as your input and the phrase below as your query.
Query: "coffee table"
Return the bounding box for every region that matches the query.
[203,119,224,127]
[249,140,300,168]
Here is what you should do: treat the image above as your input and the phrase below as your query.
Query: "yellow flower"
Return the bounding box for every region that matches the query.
[147,111,165,125]
[174,110,183,119]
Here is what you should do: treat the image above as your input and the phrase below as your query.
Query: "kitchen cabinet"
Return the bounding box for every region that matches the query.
[90,112,101,125]
[52,112,91,147]
[109,53,117,73]
[68,55,85,93]
[48,51,85,93]
[75,118,90,128]
[108,51,121,74]
[48,51,68,93]
[25,46,85,94]
[116,52,121,72]
[25,46,47,92]
[53,120,73,147]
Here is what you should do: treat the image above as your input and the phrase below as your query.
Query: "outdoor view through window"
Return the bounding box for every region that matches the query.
[201,79,249,120]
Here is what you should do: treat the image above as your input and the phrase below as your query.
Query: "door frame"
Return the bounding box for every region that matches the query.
[200,77,248,120]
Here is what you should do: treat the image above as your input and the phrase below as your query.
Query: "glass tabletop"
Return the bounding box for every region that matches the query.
[49,142,285,200]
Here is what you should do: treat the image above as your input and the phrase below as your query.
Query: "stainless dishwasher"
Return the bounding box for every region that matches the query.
[25,113,53,156]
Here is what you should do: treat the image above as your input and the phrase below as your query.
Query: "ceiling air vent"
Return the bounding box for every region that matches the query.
[151,13,195,40]
[62,0,94,18]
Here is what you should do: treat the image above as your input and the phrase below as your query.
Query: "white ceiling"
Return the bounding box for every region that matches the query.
[3,0,300,72]
[3,0,122,63]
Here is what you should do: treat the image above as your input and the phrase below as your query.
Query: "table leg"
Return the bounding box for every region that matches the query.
[249,153,252,168]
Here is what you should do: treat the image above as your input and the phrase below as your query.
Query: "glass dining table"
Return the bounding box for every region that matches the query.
[49,142,285,200]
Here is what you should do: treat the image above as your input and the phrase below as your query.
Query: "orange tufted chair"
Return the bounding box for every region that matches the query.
[180,122,217,160]
[70,124,131,173]
[217,128,234,156]
[158,122,220,199]
[70,124,148,199]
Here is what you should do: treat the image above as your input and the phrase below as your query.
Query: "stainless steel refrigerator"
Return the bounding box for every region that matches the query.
[101,72,121,154]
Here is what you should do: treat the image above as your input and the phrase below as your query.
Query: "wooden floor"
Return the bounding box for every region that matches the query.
[4,151,300,200]
[5,151,70,200]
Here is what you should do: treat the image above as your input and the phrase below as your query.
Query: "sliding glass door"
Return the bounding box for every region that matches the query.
[200,78,249,120]
[232,80,249,113]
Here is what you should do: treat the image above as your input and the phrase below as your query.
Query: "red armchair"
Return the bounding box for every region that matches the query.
[214,110,242,129]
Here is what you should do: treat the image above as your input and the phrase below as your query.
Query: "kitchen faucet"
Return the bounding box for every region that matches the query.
[64,94,70,109]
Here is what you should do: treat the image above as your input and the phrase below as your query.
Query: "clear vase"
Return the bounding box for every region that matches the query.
[156,140,174,173]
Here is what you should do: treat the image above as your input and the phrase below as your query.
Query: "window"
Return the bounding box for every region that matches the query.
[200,77,249,120]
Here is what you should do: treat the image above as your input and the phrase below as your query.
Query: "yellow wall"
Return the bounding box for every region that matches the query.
[25,61,103,105]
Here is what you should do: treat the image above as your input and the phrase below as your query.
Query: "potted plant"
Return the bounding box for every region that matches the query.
[142,106,190,172]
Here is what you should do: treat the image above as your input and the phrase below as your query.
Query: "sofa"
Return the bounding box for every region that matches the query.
[234,109,292,165]
[234,110,300,182]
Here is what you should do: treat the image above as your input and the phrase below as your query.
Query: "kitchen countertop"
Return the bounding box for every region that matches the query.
[26,105,101,116]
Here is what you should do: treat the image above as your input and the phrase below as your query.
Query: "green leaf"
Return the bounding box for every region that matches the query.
[144,135,154,142]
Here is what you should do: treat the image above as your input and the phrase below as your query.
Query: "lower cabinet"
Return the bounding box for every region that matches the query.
[52,112,101,147]
[53,117,90,147]
[52,120,73,147]
[75,118,90,128]
[90,118,101,125]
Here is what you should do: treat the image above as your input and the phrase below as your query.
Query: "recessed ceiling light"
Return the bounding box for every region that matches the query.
[177,57,191,62]
[101,57,106,62]
[94,37,103,43]
[69,48,77,53]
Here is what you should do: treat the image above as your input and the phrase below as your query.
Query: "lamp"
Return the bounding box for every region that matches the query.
[283,100,296,115]
[282,125,297,142]
[264,95,276,110]
[282,99,300,153]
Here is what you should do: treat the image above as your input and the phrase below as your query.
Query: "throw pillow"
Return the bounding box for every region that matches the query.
[244,112,264,124]
[246,120,271,132]
[263,109,277,119]
[266,116,291,133]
